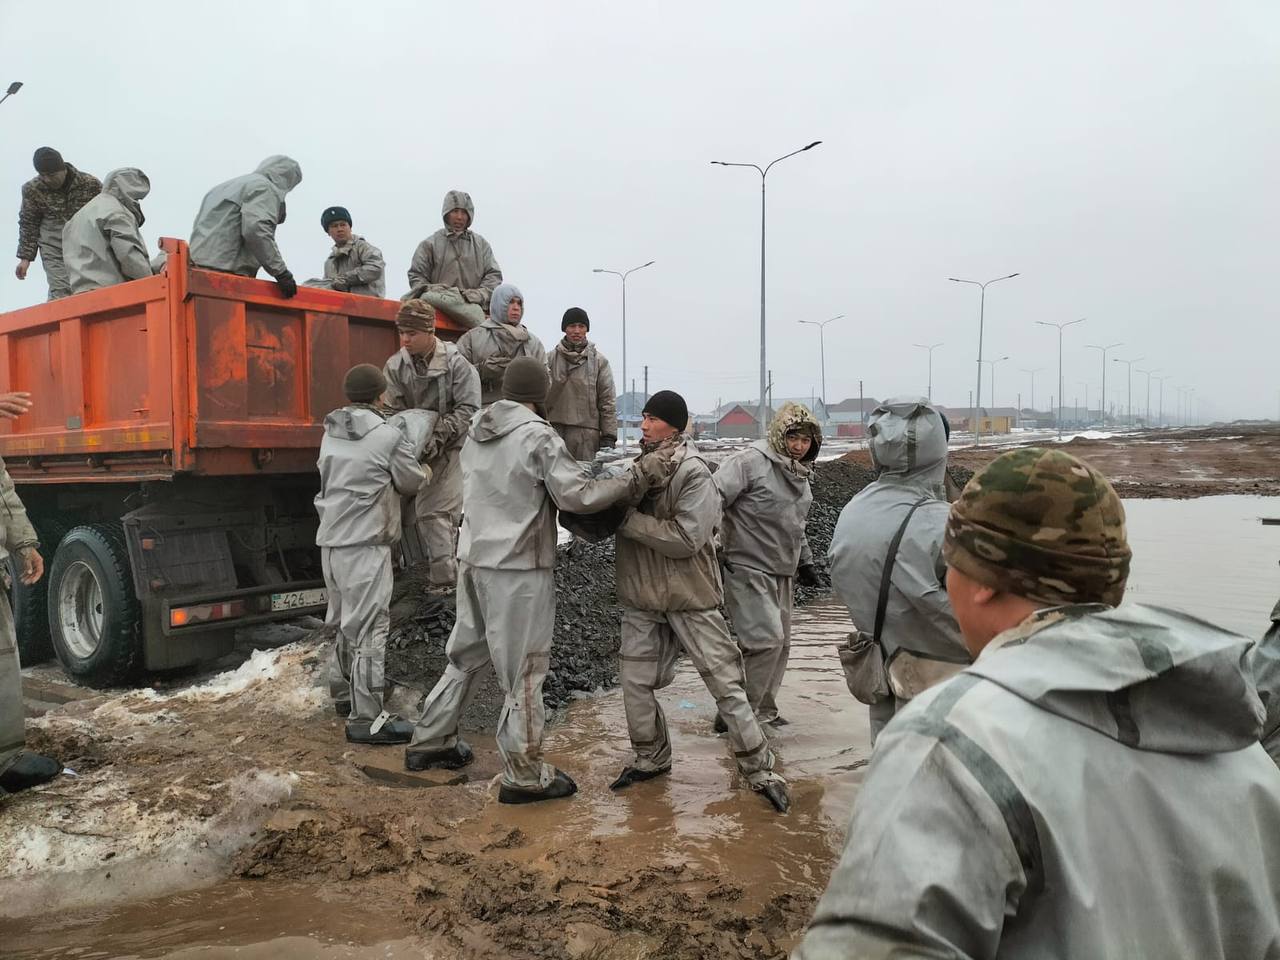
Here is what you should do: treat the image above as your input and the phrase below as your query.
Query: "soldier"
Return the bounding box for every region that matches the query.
[827,398,970,742]
[189,155,302,298]
[404,358,664,803]
[713,402,822,728]
[405,189,502,327]
[381,299,480,592]
[456,283,546,407]
[316,365,426,743]
[795,448,1280,959]
[610,390,790,813]
[62,168,158,295]
[14,147,101,300]
[0,391,62,794]
[305,206,385,297]
[546,307,618,461]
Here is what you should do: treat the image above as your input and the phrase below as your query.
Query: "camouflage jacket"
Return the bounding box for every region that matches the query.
[16,165,102,260]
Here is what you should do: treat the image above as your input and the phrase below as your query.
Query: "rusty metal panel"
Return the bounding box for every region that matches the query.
[5,323,61,432]
[307,311,352,422]
[244,304,304,421]
[193,296,248,422]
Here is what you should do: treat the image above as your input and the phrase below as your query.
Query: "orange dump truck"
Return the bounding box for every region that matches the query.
[0,239,462,685]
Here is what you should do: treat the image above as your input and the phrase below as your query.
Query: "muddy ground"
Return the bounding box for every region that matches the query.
[844,423,1280,499]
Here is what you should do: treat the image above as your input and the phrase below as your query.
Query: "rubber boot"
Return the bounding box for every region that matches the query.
[405,740,475,771]
[0,752,61,793]
[609,765,671,791]
[345,715,414,745]
[334,700,351,718]
[498,769,578,805]
[713,713,727,734]
[758,780,791,814]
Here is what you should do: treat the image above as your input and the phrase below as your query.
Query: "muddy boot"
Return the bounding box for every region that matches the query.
[0,752,61,793]
[334,700,351,718]
[498,769,578,805]
[609,765,671,791]
[713,713,728,734]
[768,716,790,727]
[346,714,414,745]
[405,740,475,771]
[757,780,791,814]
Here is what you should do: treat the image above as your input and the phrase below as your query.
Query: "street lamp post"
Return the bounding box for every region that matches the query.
[1113,355,1144,428]
[799,314,843,424]
[1079,381,1093,425]
[1154,374,1174,428]
[1035,318,1085,440]
[1020,367,1044,417]
[1136,367,1160,427]
[949,273,1020,446]
[981,355,1010,412]
[0,81,22,107]
[713,140,822,439]
[593,260,655,450]
[1085,342,1123,426]
[913,341,944,402]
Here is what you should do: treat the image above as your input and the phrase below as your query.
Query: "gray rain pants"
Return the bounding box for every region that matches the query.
[0,593,26,773]
[553,425,601,462]
[723,565,792,723]
[40,219,71,300]
[619,606,779,786]
[410,563,556,789]
[322,544,393,721]
[412,445,462,588]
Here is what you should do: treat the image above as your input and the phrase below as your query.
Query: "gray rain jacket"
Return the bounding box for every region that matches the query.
[320,235,385,297]
[314,405,425,547]
[406,190,502,307]
[62,168,156,295]
[829,398,968,685]
[796,603,1280,960]
[189,155,301,279]
[616,438,723,612]
[1251,596,1280,766]
[457,401,642,570]
[456,284,547,405]
[0,456,37,563]
[381,341,480,455]
[546,339,618,438]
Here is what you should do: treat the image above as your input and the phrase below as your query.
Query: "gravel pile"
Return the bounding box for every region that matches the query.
[384,458,879,722]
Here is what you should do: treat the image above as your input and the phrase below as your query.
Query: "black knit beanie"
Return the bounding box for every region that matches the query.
[562,306,589,332]
[33,147,65,174]
[343,363,386,403]
[321,206,352,232]
[642,390,688,431]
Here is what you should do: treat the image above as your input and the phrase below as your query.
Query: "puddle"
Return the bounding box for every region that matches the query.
[1121,495,1280,637]
[0,882,424,959]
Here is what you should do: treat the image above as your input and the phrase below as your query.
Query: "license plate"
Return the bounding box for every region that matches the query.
[270,588,328,612]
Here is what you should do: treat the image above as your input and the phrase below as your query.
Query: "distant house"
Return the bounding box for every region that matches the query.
[615,390,650,430]
[715,403,775,439]
[940,406,1018,435]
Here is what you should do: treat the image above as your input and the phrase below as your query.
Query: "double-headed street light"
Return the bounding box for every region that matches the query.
[1021,367,1045,415]
[798,314,843,424]
[1035,317,1085,440]
[1113,355,1144,428]
[981,355,1010,412]
[949,273,1019,445]
[0,81,22,107]
[593,260,655,450]
[1085,341,1123,426]
[1136,367,1160,427]
[1154,374,1174,428]
[713,141,823,438]
[913,342,944,402]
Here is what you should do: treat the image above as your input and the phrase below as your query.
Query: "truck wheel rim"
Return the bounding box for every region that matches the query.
[58,560,105,660]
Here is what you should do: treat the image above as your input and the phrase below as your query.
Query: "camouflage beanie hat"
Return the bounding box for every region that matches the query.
[395,298,436,333]
[943,447,1131,607]
[343,363,386,403]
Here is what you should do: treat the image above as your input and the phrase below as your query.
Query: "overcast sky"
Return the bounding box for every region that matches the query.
[2,1,1275,421]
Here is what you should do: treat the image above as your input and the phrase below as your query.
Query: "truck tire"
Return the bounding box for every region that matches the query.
[49,522,142,688]
[8,514,73,665]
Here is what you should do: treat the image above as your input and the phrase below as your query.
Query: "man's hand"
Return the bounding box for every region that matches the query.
[599,435,617,450]
[0,392,32,420]
[796,563,822,588]
[18,546,44,586]
[420,432,442,465]
[332,276,351,292]
[276,271,298,298]
[15,259,30,281]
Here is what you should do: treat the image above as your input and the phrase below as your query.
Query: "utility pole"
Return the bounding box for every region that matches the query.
[1085,341,1122,426]
[1036,317,1085,440]
[913,341,944,402]
[712,140,823,440]
[949,272,1020,447]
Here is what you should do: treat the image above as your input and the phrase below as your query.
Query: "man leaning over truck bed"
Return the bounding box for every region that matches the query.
[0,391,63,794]
[381,299,481,592]
[189,156,302,299]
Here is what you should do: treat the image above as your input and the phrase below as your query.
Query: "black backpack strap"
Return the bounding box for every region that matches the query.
[873,499,930,644]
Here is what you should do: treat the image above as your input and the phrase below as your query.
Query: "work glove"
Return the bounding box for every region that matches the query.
[796,563,821,588]
[599,435,617,450]
[276,271,298,298]
[331,276,351,292]
[420,431,442,465]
